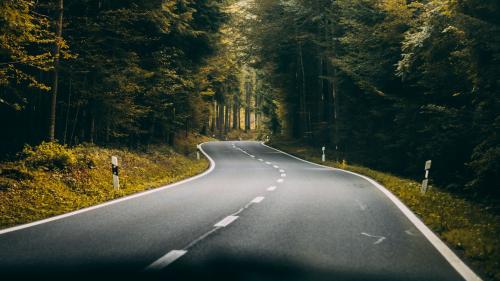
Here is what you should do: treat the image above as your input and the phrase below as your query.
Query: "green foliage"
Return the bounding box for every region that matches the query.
[0,163,34,191]
[0,0,229,154]
[248,0,500,199]
[0,0,55,94]
[21,142,78,170]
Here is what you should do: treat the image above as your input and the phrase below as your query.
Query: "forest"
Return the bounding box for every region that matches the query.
[1,0,499,200]
[247,0,500,200]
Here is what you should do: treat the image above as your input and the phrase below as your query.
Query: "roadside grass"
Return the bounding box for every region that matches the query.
[269,138,500,281]
[0,133,212,229]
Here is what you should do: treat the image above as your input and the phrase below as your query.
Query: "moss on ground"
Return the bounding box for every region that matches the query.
[269,138,500,281]
[0,133,212,229]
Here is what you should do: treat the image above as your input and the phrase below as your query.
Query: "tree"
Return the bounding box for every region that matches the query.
[0,0,55,108]
[49,0,64,141]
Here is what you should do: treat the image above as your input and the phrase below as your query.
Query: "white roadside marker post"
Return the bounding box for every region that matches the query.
[111,156,120,190]
[421,160,432,194]
[196,145,201,160]
[322,146,326,162]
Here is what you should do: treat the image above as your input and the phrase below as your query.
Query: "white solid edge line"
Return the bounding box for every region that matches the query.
[0,142,217,236]
[261,142,482,281]
[214,215,239,227]
[145,250,187,271]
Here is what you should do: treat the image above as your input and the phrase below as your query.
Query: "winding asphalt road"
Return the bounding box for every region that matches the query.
[0,141,480,280]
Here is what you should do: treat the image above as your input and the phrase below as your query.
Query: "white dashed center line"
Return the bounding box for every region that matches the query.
[277,179,284,183]
[251,196,265,203]
[258,159,263,162]
[281,173,287,177]
[267,186,277,191]
[214,216,239,227]
[273,165,279,169]
[145,250,187,271]
[279,169,285,173]
[265,161,271,165]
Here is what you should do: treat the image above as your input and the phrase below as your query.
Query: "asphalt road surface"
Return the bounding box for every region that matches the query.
[0,141,480,281]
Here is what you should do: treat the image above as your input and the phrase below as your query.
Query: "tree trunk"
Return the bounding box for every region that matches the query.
[211,99,216,132]
[63,77,71,145]
[89,113,95,144]
[216,103,220,132]
[233,96,239,130]
[245,82,251,132]
[220,103,225,136]
[298,43,309,138]
[49,0,64,142]
[70,103,80,145]
[332,70,339,159]
[225,103,230,134]
[79,109,86,144]
[254,90,259,130]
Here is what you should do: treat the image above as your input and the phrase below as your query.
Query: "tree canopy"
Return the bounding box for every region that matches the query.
[1,0,499,198]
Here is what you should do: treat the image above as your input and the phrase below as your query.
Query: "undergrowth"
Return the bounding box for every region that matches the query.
[0,133,212,229]
[269,138,500,281]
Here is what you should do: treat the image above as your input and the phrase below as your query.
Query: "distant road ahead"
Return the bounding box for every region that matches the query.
[0,141,480,280]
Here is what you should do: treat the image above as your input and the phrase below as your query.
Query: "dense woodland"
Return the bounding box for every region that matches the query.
[1,0,499,199]
[247,0,500,198]
[0,0,238,150]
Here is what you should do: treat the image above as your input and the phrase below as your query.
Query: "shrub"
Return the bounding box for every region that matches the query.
[22,142,78,170]
[0,164,34,180]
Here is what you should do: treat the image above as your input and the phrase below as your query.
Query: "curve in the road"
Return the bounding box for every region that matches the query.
[0,141,217,236]
[0,141,482,281]
[261,142,481,281]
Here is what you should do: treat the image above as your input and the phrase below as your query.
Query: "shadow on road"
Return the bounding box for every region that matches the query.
[2,253,431,281]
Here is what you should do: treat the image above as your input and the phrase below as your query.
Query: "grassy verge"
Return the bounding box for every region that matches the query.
[269,138,500,281]
[0,133,212,229]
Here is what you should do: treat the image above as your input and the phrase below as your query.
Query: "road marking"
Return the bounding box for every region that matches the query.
[273,165,279,168]
[361,232,386,245]
[145,250,187,271]
[267,186,277,191]
[355,199,367,211]
[265,161,271,165]
[279,169,285,173]
[251,196,265,203]
[405,229,418,236]
[214,215,239,227]
[0,142,217,236]
[277,178,284,183]
[250,155,255,158]
[262,142,482,281]
[258,159,263,161]
[184,228,219,250]
[281,173,287,177]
